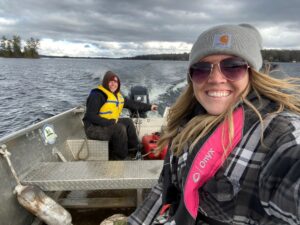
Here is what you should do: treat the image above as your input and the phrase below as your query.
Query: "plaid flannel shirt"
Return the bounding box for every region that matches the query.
[128,94,300,225]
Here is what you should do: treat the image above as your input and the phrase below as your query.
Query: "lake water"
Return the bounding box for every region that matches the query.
[0,58,299,138]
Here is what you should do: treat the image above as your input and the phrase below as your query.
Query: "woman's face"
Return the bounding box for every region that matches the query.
[108,77,119,93]
[191,54,250,115]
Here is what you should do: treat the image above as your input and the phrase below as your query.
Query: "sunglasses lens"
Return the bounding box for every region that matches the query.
[220,58,248,81]
[189,58,249,83]
[189,62,211,83]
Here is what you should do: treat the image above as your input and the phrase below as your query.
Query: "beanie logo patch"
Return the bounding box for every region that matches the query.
[213,34,232,49]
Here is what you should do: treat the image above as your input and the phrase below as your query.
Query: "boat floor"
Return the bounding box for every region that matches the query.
[64,190,138,225]
[38,208,134,225]
[69,207,134,225]
[38,189,146,225]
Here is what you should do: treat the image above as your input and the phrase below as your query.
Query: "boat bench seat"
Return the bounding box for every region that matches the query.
[63,139,109,161]
[21,160,163,191]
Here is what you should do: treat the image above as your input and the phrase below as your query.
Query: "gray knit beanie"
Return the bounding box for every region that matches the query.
[189,24,263,71]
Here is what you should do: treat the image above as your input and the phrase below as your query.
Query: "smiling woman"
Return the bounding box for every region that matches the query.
[190,55,250,115]
[128,24,300,225]
[83,70,158,160]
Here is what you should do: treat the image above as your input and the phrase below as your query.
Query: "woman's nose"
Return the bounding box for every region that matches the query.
[207,64,227,83]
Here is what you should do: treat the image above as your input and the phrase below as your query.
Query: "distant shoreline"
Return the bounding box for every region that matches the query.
[41,50,300,62]
[1,50,300,63]
[39,53,189,61]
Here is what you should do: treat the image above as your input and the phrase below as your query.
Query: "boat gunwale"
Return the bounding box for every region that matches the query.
[0,106,85,144]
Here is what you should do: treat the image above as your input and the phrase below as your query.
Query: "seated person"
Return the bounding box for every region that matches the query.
[83,71,157,160]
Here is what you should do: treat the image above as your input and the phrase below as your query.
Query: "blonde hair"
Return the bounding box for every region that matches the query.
[157,68,300,156]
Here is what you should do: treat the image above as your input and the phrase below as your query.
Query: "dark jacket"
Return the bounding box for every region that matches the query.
[128,92,300,225]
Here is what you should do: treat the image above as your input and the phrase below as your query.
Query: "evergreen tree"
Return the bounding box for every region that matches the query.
[6,39,13,57]
[0,36,8,57]
[12,35,22,57]
[0,35,40,58]
[24,37,40,58]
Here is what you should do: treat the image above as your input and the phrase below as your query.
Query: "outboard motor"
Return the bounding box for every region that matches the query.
[128,85,150,118]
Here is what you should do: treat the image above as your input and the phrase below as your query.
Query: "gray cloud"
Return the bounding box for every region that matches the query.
[0,0,300,57]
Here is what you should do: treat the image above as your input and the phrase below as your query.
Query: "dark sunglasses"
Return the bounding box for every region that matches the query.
[189,57,250,83]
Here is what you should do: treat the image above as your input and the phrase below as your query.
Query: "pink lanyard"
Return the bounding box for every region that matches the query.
[184,107,244,219]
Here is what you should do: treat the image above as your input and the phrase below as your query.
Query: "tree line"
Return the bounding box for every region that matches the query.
[123,53,190,61]
[124,50,300,62]
[0,35,40,58]
[1,35,299,62]
[261,49,300,62]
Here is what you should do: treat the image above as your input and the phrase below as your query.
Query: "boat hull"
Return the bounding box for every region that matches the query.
[0,106,165,225]
[0,107,86,224]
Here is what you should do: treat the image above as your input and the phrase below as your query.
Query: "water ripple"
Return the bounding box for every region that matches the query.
[0,58,298,138]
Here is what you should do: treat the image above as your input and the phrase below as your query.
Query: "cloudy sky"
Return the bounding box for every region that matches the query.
[1,0,300,58]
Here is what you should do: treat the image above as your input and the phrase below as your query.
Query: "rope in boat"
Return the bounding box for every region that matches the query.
[134,110,142,137]
[0,144,21,186]
[141,149,156,158]
[0,144,73,224]
[133,110,143,160]
[77,138,89,160]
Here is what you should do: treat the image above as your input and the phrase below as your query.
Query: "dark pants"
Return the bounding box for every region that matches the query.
[84,118,139,160]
